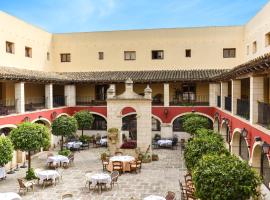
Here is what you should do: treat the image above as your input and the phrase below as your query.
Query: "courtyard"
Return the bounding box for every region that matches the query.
[0,148,184,200]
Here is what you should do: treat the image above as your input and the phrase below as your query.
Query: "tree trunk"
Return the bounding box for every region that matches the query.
[28,151,31,171]
[82,128,84,137]
[61,135,63,151]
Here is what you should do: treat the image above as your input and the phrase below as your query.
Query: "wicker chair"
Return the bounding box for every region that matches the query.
[112,161,123,174]
[102,159,109,171]
[47,161,59,169]
[115,151,123,156]
[165,191,176,200]
[17,178,35,195]
[42,178,54,189]
[110,171,119,189]
[68,154,75,166]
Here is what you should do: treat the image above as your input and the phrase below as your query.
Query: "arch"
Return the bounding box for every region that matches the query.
[170,112,214,125]
[32,117,51,127]
[122,114,137,140]
[220,120,230,144]
[250,142,263,173]
[0,124,17,136]
[0,124,17,130]
[56,113,70,118]
[231,128,241,155]
[230,128,250,160]
[89,111,107,120]
[91,113,107,130]
[152,117,161,131]
[152,114,162,124]
[121,107,136,116]
[213,118,220,133]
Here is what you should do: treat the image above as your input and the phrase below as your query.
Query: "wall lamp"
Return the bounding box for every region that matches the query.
[222,117,230,126]
[240,128,248,138]
[262,142,270,154]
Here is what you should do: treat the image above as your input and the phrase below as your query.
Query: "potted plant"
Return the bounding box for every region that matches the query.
[108,128,119,144]
[152,153,159,161]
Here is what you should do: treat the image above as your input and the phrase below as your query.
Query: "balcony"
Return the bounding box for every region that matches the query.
[0,98,16,116]
[170,95,209,106]
[258,102,270,127]
[76,96,107,106]
[53,96,66,107]
[217,96,221,107]
[237,98,250,120]
[25,97,45,111]
[225,96,231,112]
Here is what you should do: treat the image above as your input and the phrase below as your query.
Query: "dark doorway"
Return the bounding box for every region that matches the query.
[122,114,137,140]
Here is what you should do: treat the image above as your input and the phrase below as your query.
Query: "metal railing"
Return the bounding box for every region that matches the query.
[76,96,107,106]
[0,98,16,115]
[237,98,250,120]
[25,97,45,111]
[225,96,232,112]
[217,96,221,107]
[258,101,270,126]
[170,95,209,106]
[53,96,65,107]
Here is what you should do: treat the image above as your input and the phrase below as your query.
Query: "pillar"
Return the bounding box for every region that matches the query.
[250,76,264,124]
[209,83,220,107]
[164,83,170,107]
[15,82,25,113]
[45,84,53,109]
[232,80,241,115]
[160,123,173,138]
[64,85,76,106]
[220,82,228,110]
[107,84,116,99]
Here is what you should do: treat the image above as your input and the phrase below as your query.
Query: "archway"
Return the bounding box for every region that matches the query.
[220,121,230,144]
[152,117,161,132]
[32,118,51,127]
[91,114,107,130]
[213,118,219,133]
[122,114,137,140]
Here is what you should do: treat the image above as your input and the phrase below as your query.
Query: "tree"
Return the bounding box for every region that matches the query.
[0,135,14,167]
[51,116,78,150]
[193,154,261,200]
[74,110,94,136]
[10,122,50,171]
[182,115,209,135]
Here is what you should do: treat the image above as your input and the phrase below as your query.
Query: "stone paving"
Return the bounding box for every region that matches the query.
[0,147,186,200]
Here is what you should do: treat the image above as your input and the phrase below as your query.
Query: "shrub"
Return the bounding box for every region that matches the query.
[152,154,159,161]
[193,154,261,200]
[121,140,137,149]
[26,168,37,180]
[182,115,209,135]
[74,110,94,136]
[79,135,91,144]
[153,134,161,141]
[0,136,14,167]
[58,149,71,157]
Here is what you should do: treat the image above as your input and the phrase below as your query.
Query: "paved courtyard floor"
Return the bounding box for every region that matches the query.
[0,147,186,200]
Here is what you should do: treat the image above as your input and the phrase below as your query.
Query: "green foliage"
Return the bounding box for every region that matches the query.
[184,131,228,170]
[25,168,37,180]
[193,154,261,200]
[58,149,71,157]
[182,115,209,135]
[108,128,119,133]
[79,135,91,144]
[0,136,14,167]
[100,151,110,160]
[153,134,161,141]
[10,122,50,152]
[74,110,94,136]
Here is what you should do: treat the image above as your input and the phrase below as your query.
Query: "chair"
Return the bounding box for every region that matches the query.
[112,161,123,174]
[165,191,176,200]
[56,168,64,182]
[34,168,42,185]
[115,151,123,156]
[102,159,109,171]
[129,160,138,173]
[179,181,196,200]
[17,178,35,195]
[110,171,119,189]
[42,178,54,189]
[47,152,54,158]
[47,161,59,169]
[68,154,75,166]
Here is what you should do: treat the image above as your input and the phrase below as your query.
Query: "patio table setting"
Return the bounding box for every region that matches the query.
[100,138,107,146]
[66,141,82,149]
[47,155,69,166]
[0,192,22,200]
[35,170,60,183]
[143,195,166,200]
[157,139,172,147]
[107,155,135,172]
[85,172,111,192]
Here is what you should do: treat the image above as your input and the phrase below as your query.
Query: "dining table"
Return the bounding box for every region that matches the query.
[66,141,82,149]
[0,167,6,179]
[0,192,22,200]
[143,195,166,200]
[107,155,135,172]
[157,139,172,147]
[35,170,60,183]
[47,155,69,165]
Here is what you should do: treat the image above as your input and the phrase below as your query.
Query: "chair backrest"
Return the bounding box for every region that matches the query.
[112,161,123,168]
[17,178,25,188]
[111,171,119,181]
[165,191,176,200]
[115,151,123,156]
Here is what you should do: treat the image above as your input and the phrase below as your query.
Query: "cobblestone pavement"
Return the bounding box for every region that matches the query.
[0,147,186,200]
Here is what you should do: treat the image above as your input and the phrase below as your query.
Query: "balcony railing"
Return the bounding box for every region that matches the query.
[0,98,16,116]
[53,96,65,107]
[225,96,231,112]
[217,96,221,107]
[258,101,270,127]
[25,97,45,111]
[237,98,250,120]
[170,95,209,106]
[76,96,107,106]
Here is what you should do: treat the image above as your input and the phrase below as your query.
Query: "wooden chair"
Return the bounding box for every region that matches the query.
[129,160,138,173]
[136,158,142,171]
[42,178,54,189]
[47,161,59,169]
[110,171,119,189]
[115,151,123,156]
[179,180,196,200]
[102,159,109,171]
[165,191,176,200]
[17,178,35,195]
[112,161,123,174]
[56,168,64,182]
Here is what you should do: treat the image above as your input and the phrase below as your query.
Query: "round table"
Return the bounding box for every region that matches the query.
[0,167,6,179]
[143,195,166,200]
[157,139,172,146]
[67,141,82,149]
[47,155,69,165]
[100,138,107,146]
[0,193,22,200]
[107,155,135,172]
[36,170,60,182]
[85,173,111,187]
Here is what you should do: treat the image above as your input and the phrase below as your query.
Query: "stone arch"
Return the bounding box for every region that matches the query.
[250,142,263,174]
[122,114,137,140]
[32,117,51,127]
[230,128,250,160]
[220,120,230,144]
[121,107,136,116]
[90,111,107,121]
[152,115,161,131]
[0,124,17,136]
[91,113,107,131]
[170,112,214,125]
[56,113,70,118]
[152,114,162,124]
[231,128,241,156]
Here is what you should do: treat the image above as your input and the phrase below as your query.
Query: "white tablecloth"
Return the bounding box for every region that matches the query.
[0,167,6,179]
[0,192,22,200]
[47,155,69,164]
[67,141,82,149]
[110,155,134,162]
[157,139,172,146]
[144,195,166,200]
[85,173,111,187]
[100,138,107,146]
[36,170,60,182]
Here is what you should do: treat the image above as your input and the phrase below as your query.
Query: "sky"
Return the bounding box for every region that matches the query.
[0,0,269,33]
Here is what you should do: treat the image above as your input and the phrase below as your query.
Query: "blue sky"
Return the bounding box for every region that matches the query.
[0,0,268,33]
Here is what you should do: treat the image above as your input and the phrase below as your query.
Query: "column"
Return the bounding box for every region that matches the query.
[232,80,241,115]
[164,83,170,107]
[45,84,53,109]
[209,83,220,107]
[107,84,116,99]
[250,76,264,124]
[15,82,25,113]
[160,123,173,138]
[64,85,76,106]
[220,82,228,110]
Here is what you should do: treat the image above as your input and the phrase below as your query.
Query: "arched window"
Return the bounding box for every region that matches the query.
[91,114,107,130]
[261,153,270,188]
[239,135,249,161]
[152,117,161,131]
[0,127,13,136]
[122,114,137,140]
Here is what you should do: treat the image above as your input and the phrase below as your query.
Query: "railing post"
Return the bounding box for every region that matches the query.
[45,83,53,109]
[221,82,228,110]
[164,83,170,107]
[232,79,241,115]
[15,82,25,113]
[209,83,220,107]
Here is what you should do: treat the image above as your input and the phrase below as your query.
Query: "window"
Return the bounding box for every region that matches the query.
[246,45,249,55]
[95,85,109,101]
[223,48,236,58]
[47,52,50,61]
[25,47,32,58]
[152,50,164,60]
[152,117,161,131]
[265,32,270,47]
[252,41,257,54]
[124,51,136,60]
[60,53,71,62]
[98,52,104,60]
[185,49,191,57]
[6,41,14,54]
[182,84,196,101]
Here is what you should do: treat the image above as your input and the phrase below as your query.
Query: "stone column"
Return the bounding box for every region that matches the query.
[45,84,53,109]
[232,80,241,115]
[164,83,170,107]
[15,82,25,113]
[220,82,228,110]
[160,123,173,138]
[250,76,264,124]
[209,83,220,107]
[107,84,116,99]
[64,85,76,106]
